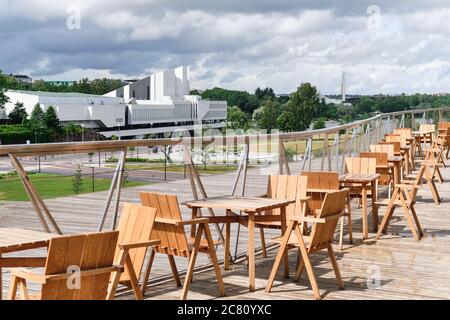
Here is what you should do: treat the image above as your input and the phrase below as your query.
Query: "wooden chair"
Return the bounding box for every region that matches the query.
[300,171,352,250]
[360,152,393,195]
[9,231,122,300]
[266,189,349,300]
[370,144,394,157]
[343,157,377,201]
[376,166,425,241]
[394,128,415,167]
[256,175,309,258]
[417,124,435,149]
[437,126,450,159]
[402,161,441,205]
[140,192,225,300]
[108,203,160,300]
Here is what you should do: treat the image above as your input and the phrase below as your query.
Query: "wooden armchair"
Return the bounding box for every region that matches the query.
[266,189,349,300]
[301,171,352,250]
[140,192,225,300]
[402,162,441,205]
[108,203,160,300]
[9,231,122,300]
[376,166,425,241]
[360,152,393,193]
[343,157,377,203]
[256,175,309,258]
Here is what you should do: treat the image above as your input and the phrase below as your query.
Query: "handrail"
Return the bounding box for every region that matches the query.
[0,106,449,157]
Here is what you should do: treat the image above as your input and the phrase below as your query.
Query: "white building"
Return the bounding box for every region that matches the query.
[3,66,227,138]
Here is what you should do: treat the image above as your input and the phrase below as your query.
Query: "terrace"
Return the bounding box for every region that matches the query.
[1,107,450,300]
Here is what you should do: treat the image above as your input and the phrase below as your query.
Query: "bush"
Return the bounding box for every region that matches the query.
[0,125,33,144]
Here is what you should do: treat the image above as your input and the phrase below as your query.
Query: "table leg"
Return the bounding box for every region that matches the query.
[224,209,231,270]
[191,207,198,238]
[362,184,368,239]
[280,206,289,278]
[371,181,378,232]
[248,213,255,292]
[404,151,410,175]
[394,163,401,185]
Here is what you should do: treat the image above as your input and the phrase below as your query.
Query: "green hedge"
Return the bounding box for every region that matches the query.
[0,125,33,145]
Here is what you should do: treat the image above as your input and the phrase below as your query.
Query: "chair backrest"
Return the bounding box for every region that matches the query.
[140,192,190,257]
[359,152,388,166]
[344,157,376,174]
[308,189,349,252]
[419,124,435,134]
[115,203,157,283]
[385,133,405,145]
[301,171,339,213]
[41,231,119,300]
[359,152,389,185]
[438,122,450,130]
[378,141,400,154]
[394,128,413,141]
[265,175,308,220]
[370,144,394,156]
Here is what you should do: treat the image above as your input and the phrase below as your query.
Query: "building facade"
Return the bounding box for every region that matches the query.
[3,66,227,138]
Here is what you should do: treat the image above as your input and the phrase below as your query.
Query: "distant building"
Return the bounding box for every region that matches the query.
[4,66,227,139]
[12,74,32,84]
[44,80,76,87]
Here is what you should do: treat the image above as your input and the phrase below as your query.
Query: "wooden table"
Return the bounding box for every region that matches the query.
[388,156,403,185]
[0,228,57,300]
[339,173,380,239]
[186,196,294,292]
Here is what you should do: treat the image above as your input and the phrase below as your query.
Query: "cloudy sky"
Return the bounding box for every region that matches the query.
[1,0,449,95]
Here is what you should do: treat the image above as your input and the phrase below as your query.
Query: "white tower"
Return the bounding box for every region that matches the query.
[341,71,347,102]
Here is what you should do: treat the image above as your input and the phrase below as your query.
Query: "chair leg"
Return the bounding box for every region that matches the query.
[347,205,353,244]
[181,224,203,300]
[427,180,441,205]
[410,205,424,238]
[203,223,226,297]
[265,221,295,293]
[168,255,181,287]
[107,249,128,300]
[294,227,321,300]
[8,275,19,300]
[141,249,156,295]
[18,279,29,300]
[125,254,144,300]
[293,257,305,282]
[339,216,344,251]
[327,245,344,289]
[260,227,267,258]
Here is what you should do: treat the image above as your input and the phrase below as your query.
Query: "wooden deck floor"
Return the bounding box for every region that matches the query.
[118,164,450,300]
[2,157,450,300]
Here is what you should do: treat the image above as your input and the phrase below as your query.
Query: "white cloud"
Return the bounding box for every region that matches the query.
[1,1,450,94]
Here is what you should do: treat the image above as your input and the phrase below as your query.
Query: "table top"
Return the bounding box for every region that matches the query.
[339,173,380,183]
[186,196,294,213]
[307,188,339,193]
[0,228,57,254]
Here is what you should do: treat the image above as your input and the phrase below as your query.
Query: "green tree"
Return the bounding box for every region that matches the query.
[226,106,250,130]
[28,103,45,130]
[356,96,375,114]
[258,98,281,132]
[8,102,28,124]
[43,105,60,131]
[279,83,320,131]
[312,118,326,130]
[255,87,275,100]
[72,164,83,194]
[0,71,10,112]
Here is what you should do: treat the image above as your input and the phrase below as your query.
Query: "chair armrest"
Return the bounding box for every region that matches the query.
[155,217,210,226]
[400,179,415,184]
[177,218,210,225]
[118,240,161,250]
[11,268,47,284]
[294,212,343,224]
[298,196,311,202]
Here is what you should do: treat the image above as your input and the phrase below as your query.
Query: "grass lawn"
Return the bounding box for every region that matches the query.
[0,173,146,201]
[107,163,243,174]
